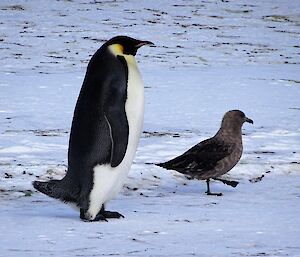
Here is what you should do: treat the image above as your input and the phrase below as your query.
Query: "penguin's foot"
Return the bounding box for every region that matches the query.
[80,208,124,222]
[93,210,124,221]
[98,205,124,220]
[101,210,125,219]
[93,212,109,222]
[89,210,124,222]
[80,208,108,222]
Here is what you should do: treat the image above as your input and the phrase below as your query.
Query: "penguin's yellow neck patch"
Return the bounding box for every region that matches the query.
[108,43,137,67]
[108,44,124,56]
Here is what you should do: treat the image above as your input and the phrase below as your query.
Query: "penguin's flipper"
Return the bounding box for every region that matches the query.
[104,80,129,168]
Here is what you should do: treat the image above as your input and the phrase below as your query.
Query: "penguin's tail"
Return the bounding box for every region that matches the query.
[32,179,78,203]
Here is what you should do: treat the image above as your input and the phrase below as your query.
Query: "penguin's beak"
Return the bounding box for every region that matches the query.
[244,117,254,124]
[135,40,155,49]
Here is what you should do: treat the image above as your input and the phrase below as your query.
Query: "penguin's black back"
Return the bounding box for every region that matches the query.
[33,42,130,206]
[67,45,129,186]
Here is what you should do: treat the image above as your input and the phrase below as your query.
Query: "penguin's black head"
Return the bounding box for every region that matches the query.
[105,36,154,56]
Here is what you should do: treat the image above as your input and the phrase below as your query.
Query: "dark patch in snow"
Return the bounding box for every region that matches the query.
[249,174,265,183]
[143,131,181,138]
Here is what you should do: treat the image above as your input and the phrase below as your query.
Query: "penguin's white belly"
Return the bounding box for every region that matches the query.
[87,57,144,219]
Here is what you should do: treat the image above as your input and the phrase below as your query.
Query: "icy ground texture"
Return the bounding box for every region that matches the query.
[0,0,300,256]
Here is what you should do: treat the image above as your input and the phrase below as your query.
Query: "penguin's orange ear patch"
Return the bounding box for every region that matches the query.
[108,44,124,56]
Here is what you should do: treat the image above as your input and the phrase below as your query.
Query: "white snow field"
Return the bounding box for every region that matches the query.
[0,0,300,256]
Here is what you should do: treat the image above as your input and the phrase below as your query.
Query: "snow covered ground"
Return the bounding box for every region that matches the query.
[0,0,299,256]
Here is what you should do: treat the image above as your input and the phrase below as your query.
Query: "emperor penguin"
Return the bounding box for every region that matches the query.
[33,36,153,221]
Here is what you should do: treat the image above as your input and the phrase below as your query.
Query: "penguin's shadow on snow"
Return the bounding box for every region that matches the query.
[161,178,237,196]
[27,198,79,221]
